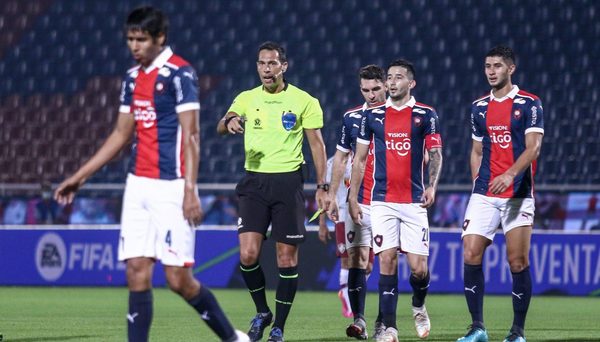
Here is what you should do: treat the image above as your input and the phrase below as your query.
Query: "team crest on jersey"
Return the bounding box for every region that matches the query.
[462,219,470,231]
[513,109,522,119]
[155,81,165,93]
[337,242,346,254]
[347,231,355,243]
[281,111,297,131]
[374,234,383,247]
[413,116,422,127]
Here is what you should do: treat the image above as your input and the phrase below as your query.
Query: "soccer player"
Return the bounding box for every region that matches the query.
[318,155,354,319]
[456,46,544,342]
[54,6,248,342]
[349,59,443,342]
[217,41,327,342]
[326,64,386,340]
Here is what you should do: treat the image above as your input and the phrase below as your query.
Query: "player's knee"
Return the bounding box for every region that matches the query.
[410,266,428,279]
[463,249,484,264]
[239,247,260,265]
[508,256,528,273]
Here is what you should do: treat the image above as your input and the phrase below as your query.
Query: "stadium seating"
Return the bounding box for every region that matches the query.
[0,0,598,185]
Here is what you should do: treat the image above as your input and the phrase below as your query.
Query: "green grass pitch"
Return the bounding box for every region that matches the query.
[0,287,598,341]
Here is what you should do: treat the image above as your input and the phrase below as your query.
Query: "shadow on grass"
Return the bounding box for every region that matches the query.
[7,336,95,342]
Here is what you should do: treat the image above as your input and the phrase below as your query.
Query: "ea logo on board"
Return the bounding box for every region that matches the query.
[35,233,66,281]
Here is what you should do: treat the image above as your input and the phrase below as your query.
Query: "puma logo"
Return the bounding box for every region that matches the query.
[201,310,210,320]
[383,288,395,296]
[512,292,524,300]
[127,312,139,323]
[375,117,384,125]
[465,285,477,294]
[348,287,362,293]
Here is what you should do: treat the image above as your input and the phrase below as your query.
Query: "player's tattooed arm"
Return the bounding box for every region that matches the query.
[421,147,442,208]
[427,147,443,190]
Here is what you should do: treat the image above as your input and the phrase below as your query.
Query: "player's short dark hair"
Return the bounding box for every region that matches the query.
[126,6,168,43]
[258,41,287,63]
[486,45,516,65]
[359,64,385,83]
[387,59,416,80]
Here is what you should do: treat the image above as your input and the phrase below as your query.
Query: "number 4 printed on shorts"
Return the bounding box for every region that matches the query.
[165,230,172,246]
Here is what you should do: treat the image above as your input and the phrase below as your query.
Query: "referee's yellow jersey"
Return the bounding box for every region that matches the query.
[227,83,323,173]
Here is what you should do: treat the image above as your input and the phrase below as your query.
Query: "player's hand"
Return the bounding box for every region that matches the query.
[318,220,330,244]
[54,176,83,205]
[315,188,328,211]
[420,186,436,208]
[226,116,245,134]
[489,173,514,195]
[349,200,363,225]
[327,198,339,222]
[183,190,203,226]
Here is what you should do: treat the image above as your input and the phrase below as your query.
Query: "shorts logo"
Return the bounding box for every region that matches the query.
[337,243,346,254]
[462,219,470,231]
[347,231,355,243]
[374,234,383,247]
[281,111,297,131]
[237,217,243,229]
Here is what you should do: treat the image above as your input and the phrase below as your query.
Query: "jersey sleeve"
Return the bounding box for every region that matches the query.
[470,105,484,141]
[424,109,443,150]
[173,65,200,113]
[525,98,544,135]
[336,116,352,153]
[226,92,248,116]
[119,74,134,114]
[357,111,371,145]
[302,96,324,129]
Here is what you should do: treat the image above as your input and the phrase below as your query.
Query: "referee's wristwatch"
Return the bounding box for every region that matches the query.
[316,183,330,192]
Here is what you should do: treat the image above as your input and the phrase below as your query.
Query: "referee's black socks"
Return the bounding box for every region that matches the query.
[273,266,298,332]
[240,262,271,314]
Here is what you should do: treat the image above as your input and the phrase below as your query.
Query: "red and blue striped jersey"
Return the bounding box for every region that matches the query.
[336,102,382,205]
[119,47,200,180]
[357,97,442,204]
[471,85,544,198]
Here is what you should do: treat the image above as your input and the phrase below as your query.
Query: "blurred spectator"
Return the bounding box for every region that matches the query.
[3,199,27,224]
[203,194,238,225]
[69,198,115,224]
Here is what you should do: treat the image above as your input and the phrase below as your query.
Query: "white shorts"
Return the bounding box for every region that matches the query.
[371,201,429,256]
[118,173,196,267]
[462,194,535,240]
[344,203,372,249]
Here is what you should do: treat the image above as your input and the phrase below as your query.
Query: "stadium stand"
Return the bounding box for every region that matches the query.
[0,0,598,185]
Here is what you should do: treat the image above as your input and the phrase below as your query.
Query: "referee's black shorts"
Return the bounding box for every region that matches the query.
[235,169,306,244]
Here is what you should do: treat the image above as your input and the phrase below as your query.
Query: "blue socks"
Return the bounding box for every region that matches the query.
[127,290,153,342]
[348,268,367,320]
[187,285,236,341]
[409,271,430,307]
[378,274,398,329]
[511,266,532,335]
[464,263,485,328]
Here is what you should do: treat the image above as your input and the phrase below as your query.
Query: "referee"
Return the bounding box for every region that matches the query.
[217,41,328,342]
